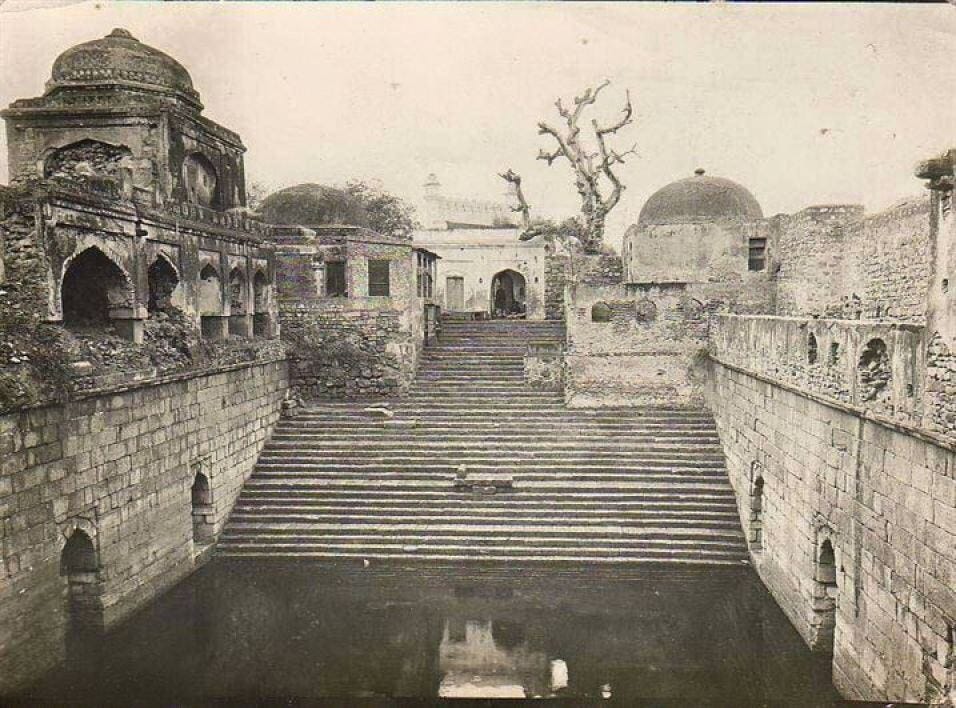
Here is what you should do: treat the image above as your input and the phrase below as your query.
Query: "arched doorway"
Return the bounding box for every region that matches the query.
[60,529,102,631]
[490,269,526,318]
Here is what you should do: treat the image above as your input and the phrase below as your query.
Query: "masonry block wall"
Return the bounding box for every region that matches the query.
[566,280,710,407]
[279,305,414,399]
[707,358,955,704]
[775,200,931,321]
[0,358,288,692]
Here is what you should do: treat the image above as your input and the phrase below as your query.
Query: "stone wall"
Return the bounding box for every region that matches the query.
[565,278,711,407]
[565,250,775,408]
[775,200,931,322]
[543,243,568,321]
[279,304,415,399]
[712,315,931,434]
[707,359,955,703]
[0,357,288,692]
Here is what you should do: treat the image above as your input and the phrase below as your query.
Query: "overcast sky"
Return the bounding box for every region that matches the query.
[1,1,954,248]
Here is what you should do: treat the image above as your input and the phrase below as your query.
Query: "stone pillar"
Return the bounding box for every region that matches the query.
[109,306,146,344]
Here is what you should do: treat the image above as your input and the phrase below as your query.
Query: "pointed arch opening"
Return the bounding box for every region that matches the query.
[61,246,135,336]
[147,254,179,314]
[490,269,526,318]
[858,338,891,404]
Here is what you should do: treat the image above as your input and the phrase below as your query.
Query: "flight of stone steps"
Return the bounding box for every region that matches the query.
[216,319,748,565]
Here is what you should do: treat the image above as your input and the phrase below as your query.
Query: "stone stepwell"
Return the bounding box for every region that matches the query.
[217,320,749,565]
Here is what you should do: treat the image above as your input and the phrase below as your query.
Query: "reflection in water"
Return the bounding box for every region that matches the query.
[20,563,841,706]
[438,618,548,698]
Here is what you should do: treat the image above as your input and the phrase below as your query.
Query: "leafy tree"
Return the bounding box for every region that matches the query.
[256,181,417,240]
[343,180,418,240]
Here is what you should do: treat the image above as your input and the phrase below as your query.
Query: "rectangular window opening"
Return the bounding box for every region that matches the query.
[325,261,347,297]
[748,237,767,272]
[368,259,391,297]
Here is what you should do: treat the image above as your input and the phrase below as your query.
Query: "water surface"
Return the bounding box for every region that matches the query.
[23,561,840,706]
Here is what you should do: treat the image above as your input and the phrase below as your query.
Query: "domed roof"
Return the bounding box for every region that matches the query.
[638,169,762,226]
[48,29,200,107]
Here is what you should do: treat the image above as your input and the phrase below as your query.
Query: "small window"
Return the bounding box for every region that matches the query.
[591,302,612,322]
[368,260,390,297]
[942,190,952,218]
[807,333,818,364]
[748,237,767,272]
[325,261,347,297]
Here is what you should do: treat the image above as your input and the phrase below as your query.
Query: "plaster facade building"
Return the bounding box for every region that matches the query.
[413,176,553,320]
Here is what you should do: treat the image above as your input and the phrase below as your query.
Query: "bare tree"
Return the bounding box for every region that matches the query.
[499,169,531,230]
[537,80,636,252]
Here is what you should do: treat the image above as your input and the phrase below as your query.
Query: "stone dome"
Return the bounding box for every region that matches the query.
[48,29,200,107]
[638,169,762,226]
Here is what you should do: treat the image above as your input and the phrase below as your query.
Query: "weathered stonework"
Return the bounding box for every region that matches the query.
[275,226,427,400]
[707,360,955,704]
[0,358,288,692]
[774,200,931,321]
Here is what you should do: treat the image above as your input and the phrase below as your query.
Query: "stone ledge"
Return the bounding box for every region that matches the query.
[711,357,954,452]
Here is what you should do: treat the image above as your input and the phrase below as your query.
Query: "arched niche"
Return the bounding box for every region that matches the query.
[147,254,180,314]
[182,152,219,209]
[60,528,103,631]
[191,472,213,544]
[60,246,137,339]
[44,139,132,184]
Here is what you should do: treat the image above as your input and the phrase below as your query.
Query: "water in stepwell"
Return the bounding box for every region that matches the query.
[22,562,840,706]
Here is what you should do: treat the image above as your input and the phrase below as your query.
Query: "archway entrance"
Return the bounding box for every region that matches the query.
[490,269,526,318]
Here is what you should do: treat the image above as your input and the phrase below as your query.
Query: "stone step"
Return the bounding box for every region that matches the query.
[258,449,726,463]
[246,476,734,490]
[232,493,739,508]
[227,512,744,529]
[214,542,746,561]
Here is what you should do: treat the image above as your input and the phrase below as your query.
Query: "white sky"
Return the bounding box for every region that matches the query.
[1,1,954,249]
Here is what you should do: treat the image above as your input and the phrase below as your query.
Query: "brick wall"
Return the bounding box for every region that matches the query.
[0,358,288,692]
[707,359,955,703]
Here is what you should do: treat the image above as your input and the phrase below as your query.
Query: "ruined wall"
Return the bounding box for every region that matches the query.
[712,315,928,432]
[566,280,710,407]
[279,306,412,399]
[707,358,955,703]
[275,235,423,400]
[565,251,774,408]
[0,358,289,692]
[775,201,931,321]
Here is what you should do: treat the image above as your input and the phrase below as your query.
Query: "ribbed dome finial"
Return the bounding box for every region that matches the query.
[108,28,136,40]
[694,168,706,176]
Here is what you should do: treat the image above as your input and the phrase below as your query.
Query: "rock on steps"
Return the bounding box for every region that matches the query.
[216,319,747,565]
